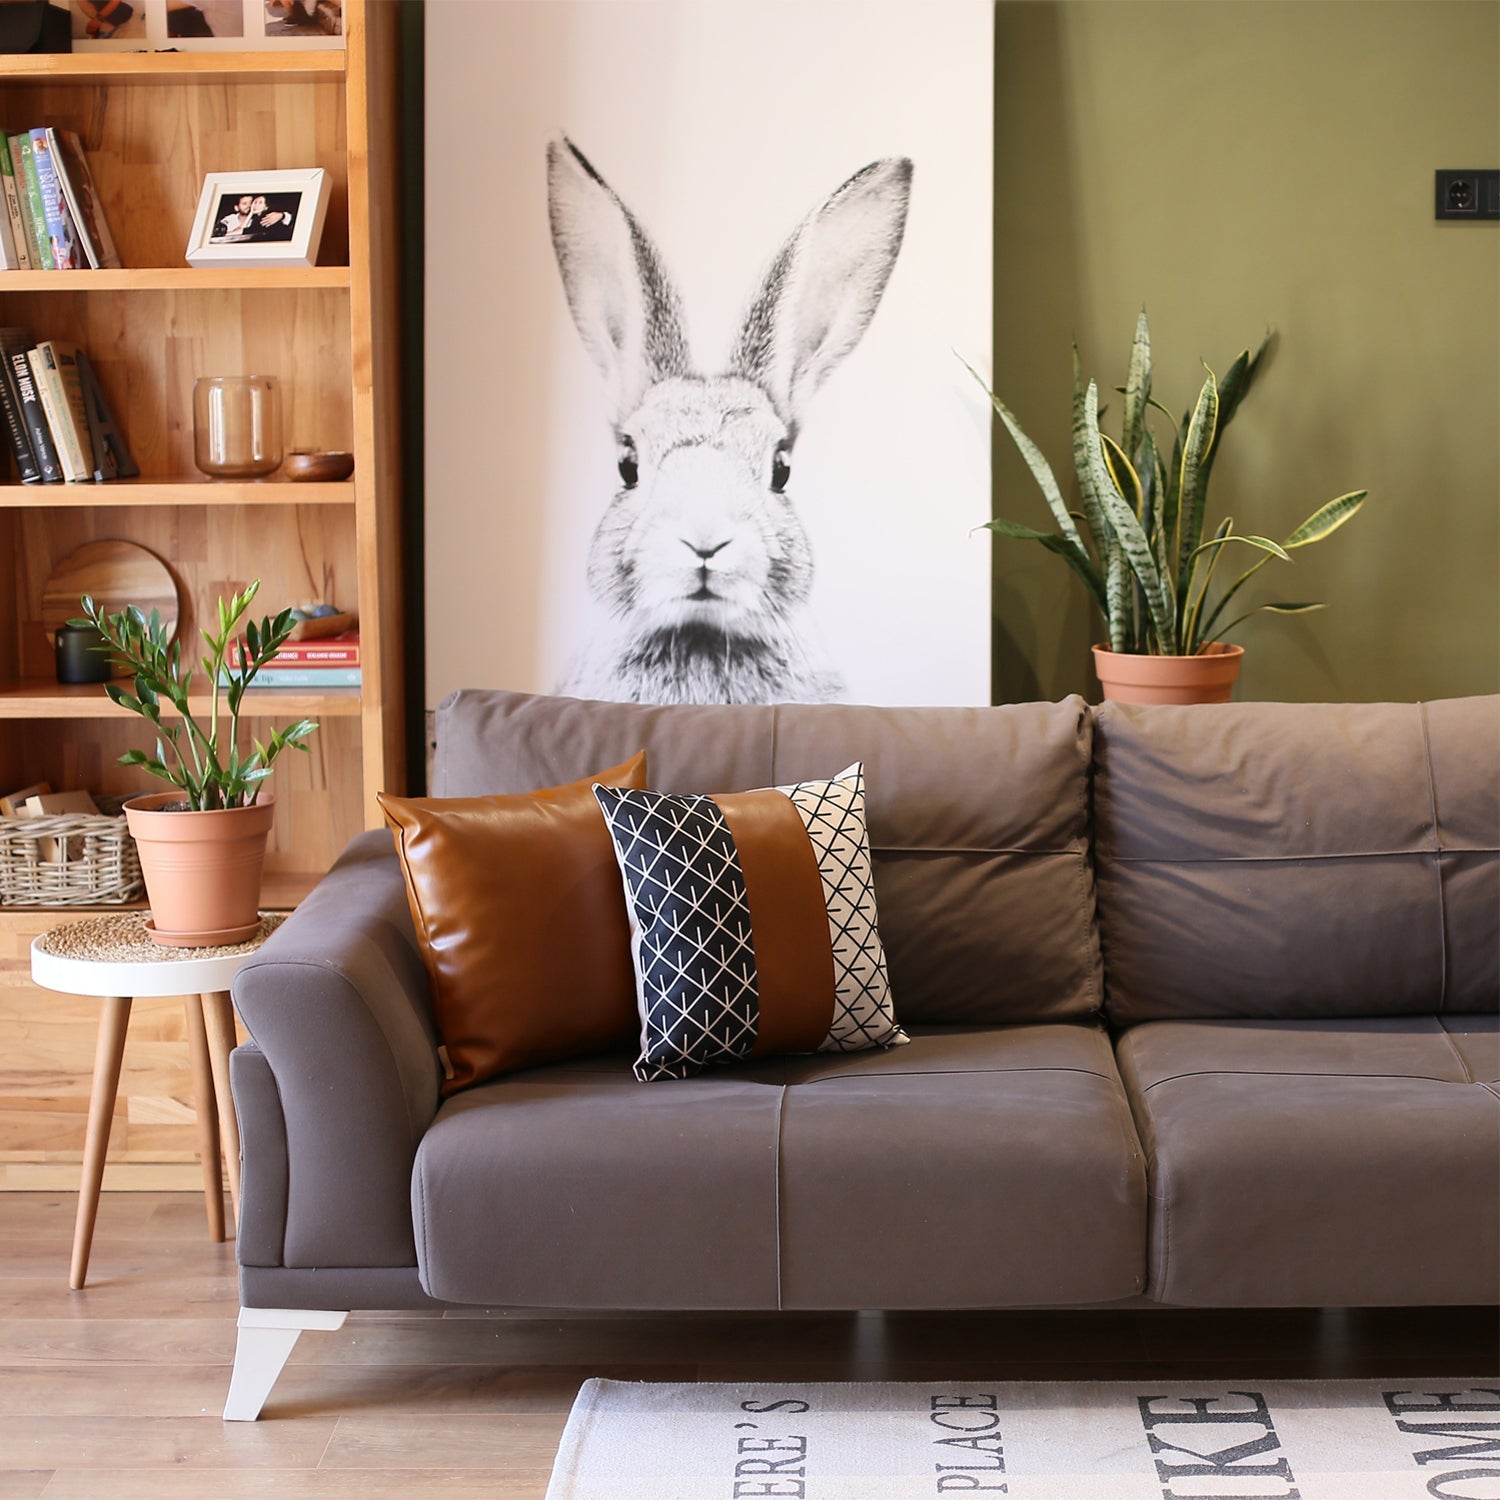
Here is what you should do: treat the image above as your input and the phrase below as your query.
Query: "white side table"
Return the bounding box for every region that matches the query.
[30,910,283,1289]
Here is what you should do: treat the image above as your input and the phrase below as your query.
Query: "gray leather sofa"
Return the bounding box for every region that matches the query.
[222,690,1500,1419]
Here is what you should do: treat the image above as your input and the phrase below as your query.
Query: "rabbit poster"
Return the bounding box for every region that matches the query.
[426,0,993,708]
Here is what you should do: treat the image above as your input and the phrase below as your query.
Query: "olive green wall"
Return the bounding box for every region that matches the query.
[992,0,1499,704]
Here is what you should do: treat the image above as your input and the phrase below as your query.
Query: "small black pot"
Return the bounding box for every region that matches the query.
[55,624,113,684]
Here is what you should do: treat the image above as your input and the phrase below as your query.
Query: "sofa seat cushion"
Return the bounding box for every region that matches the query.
[411,1023,1146,1310]
[1117,1015,1500,1307]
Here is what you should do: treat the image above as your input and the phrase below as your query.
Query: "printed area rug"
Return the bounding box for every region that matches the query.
[543,1378,1499,1499]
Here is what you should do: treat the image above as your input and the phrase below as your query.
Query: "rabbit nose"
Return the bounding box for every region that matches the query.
[683,539,731,562]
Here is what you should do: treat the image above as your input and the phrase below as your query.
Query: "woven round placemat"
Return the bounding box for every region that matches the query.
[37,911,285,963]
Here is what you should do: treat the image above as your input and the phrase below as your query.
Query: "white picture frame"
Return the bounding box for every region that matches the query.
[185,169,330,269]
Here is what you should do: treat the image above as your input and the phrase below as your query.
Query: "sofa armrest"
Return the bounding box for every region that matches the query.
[232,830,441,1270]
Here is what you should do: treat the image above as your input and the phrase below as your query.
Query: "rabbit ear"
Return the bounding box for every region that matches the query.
[732,158,913,431]
[547,138,690,423]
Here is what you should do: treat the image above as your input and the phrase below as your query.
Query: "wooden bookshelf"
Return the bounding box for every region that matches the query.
[0,7,405,1186]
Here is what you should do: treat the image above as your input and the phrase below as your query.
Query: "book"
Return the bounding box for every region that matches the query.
[51,129,121,272]
[13,133,53,270]
[0,157,17,271]
[76,349,138,479]
[237,665,363,687]
[229,630,360,668]
[31,341,93,481]
[0,328,61,482]
[28,129,81,271]
[0,327,39,482]
[0,146,31,270]
[22,789,100,862]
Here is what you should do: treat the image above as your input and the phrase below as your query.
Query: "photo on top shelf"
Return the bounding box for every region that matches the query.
[263,0,341,39]
[165,0,244,38]
[68,0,146,44]
[185,168,329,270]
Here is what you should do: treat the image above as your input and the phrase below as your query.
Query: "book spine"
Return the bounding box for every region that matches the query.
[54,130,120,271]
[3,345,61,481]
[238,667,363,687]
[50,343,97,482]
[30,347,88,481]
[28,130,78,271]
[229,641,361,667]
[14,135,54,271]
[0,148,30,271]
[0,352,40,482]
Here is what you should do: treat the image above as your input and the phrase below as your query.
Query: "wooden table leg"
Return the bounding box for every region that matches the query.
[202,991,241,1230]
[183,996,225,1243]
[71,994,132,1290]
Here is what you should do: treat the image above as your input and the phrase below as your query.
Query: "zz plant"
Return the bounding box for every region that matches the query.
[74,579,317,811]
[973,309,1367,656]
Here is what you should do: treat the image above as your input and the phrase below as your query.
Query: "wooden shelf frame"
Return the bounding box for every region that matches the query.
[0,480,355,507]
[0,53,347,83]
[0,679,363,719]
[0,268,352,291]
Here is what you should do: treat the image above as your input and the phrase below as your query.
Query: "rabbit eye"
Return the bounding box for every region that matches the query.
[771,448,791,494]
[616,437,639,490]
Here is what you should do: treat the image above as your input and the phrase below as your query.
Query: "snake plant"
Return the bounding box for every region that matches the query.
[971,309,1367,656]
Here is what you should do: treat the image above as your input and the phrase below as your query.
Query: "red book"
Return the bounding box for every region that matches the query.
[230,630,360,668]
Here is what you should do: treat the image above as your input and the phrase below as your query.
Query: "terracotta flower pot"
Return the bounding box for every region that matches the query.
[123,792,274,948]
[1092,642,1245,706]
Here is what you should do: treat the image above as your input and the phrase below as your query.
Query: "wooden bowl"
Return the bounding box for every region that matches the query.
[283,449,355,482]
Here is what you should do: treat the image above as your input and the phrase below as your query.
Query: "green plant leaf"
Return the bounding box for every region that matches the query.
[1099,433,1144,520]
[1209,600,1327,641]
[1186,533,1292,564]
[1284,490,1368,548]
[981,518,1108,610]
[1174,369,1220,591]
[960,355,1090,556]
[1120,307,1151,466]
[1081,380,1175,650]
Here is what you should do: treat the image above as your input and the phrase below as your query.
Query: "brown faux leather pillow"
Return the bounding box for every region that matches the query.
[377,753,647,1095]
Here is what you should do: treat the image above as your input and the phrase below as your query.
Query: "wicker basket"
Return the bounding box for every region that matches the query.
[0,798,144,908]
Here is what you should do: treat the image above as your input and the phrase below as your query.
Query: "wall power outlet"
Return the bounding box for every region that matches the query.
[1434,170,1500,220]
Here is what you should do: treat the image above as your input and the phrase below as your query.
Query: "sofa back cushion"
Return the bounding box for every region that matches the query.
[434,690,1102,1027]
[1093,696,1500,1025]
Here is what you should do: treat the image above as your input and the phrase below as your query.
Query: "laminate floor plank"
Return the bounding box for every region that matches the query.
[36,1469,549,1499]
[319,1414,566,1468]
[0,1414,337,1470]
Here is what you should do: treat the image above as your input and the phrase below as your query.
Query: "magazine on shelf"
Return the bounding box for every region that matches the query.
[50,130,122,271]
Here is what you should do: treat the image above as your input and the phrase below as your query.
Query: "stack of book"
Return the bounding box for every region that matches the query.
[0,127,121,273]
[0,326,138,484]
[230,630,362,688]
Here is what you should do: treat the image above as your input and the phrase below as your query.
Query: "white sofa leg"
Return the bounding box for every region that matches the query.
[223,1307,348,1420]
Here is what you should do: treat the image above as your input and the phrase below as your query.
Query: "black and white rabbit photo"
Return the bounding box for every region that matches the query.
[546,137,913,705]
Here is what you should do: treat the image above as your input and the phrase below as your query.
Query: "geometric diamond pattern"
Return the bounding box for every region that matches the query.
[592,786,760,1081]
[783,763,907,1054]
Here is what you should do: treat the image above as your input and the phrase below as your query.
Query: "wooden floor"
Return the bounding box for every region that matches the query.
[1,1192,1496,1499]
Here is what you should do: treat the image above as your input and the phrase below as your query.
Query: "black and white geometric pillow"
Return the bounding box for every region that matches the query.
[594,764,907,1081]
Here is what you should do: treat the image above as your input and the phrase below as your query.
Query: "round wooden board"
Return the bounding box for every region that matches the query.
[41,539,181,647]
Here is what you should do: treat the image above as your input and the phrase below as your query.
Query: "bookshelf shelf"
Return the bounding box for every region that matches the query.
[0,53,347,84]
[0,267,352,291]
[0,478,356,507]
[0,679,363,719]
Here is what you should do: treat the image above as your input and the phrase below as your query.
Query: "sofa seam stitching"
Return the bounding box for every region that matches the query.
[1482,1082,1500,1103]
[1435,1017,1476,1085]
[1417,699,1450,1014]
[1140,1065,1465,1093]
[1102,847,1498,863]
[1077,705,1103,1017]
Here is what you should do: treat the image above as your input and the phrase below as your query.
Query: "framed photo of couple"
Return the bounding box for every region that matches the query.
[185,169,330,269]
